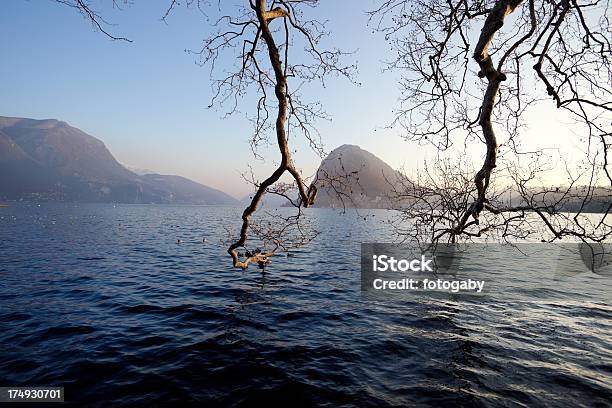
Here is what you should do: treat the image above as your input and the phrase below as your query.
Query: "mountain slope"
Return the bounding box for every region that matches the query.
[0,116,238,205]
[0,128,57,198]
[0,117,133,182]
[313,144,403,208]
[141,174,238,205]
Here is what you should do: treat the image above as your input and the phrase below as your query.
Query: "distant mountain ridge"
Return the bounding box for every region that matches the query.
[6,118,603,211]
[0,116,239,205]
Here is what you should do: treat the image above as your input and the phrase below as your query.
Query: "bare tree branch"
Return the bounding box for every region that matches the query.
[54,0,133,42]
[371,0,611,246]
[190,0,355,268]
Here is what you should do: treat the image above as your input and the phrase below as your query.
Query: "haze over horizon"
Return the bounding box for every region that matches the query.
[1,1,590,197]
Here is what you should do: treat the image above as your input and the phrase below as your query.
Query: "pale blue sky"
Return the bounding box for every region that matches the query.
[1,1,586,197]
[1,0,411,197]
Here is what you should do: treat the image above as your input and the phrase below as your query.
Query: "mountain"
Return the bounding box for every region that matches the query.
[236,145,404,209]
[313,144,403,209]
[0,116,239,205]
[500,186,611,214]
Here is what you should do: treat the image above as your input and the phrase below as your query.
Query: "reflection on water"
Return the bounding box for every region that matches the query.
[0,203,610,406]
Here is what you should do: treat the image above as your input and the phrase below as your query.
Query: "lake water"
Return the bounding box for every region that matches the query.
[0,204,610,406]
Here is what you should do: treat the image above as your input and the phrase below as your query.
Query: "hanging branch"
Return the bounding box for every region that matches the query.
[371,0,611,245]
[192,0,355,268]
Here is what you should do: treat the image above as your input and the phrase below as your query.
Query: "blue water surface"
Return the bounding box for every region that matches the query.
[0,203,610,407]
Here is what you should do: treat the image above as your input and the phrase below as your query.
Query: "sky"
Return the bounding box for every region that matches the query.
[0,0,593,197]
